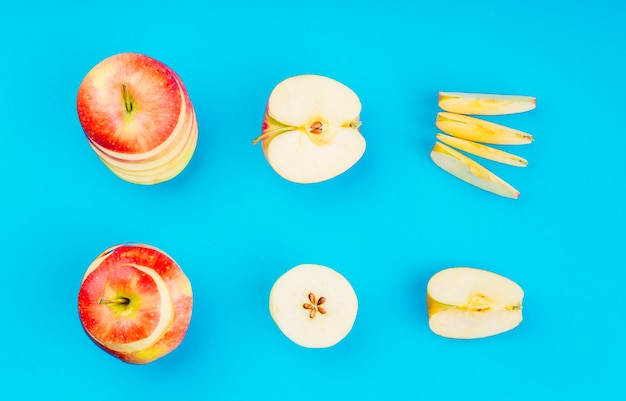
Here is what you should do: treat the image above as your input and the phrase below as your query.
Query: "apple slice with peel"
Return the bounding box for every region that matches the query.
[436,112,533,145]
[254,74,366,184]
[431,141,520,199]
[78,244,193,364]
[427,267,524,339]
[436,133,528,167]
[438,92,536,115]
[77,53,198,184]
[269,264,358,348]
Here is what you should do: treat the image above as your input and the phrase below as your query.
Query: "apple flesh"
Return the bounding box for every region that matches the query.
[436,112,533,145]
[438,92,536,115]
[269,264,358,348]
[77,243,193,364]
[431,141,520,199]
[427,267,523,339]
[436,133,528,167]
[254,74,366,184]
[77,53,198,185]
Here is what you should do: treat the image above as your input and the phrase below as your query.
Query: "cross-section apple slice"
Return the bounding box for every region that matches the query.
[438,92,536,115]
[436,133,528,167]
[436,112,533,145]
[427,267,524,339]
[269,264,358,348]
[254,74,366,184]
[431,141,520,199]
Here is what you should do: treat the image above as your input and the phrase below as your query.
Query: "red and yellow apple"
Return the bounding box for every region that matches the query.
[253,74,366,184]
[76,52,198,185]
[77,243,193,364]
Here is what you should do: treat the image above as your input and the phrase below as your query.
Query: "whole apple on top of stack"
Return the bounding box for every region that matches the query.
[77,243,193,364]
[254,74,366,184]
[76,52,198,185]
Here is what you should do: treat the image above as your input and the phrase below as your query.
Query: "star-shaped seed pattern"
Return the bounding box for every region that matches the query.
[302,292,326,319]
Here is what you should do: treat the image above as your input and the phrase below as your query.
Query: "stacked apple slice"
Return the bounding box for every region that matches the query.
[77,52,198,185]
[431,92,536,198]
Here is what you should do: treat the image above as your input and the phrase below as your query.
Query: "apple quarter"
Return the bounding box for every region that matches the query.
[254,74,366,184]
[269,264,358,348]
[426,267,524,339]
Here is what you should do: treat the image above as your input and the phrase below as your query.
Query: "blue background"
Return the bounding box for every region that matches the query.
[1,0,625,399]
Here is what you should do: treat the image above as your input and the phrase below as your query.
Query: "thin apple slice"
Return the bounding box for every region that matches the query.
[269,264,358,348]
[431,141,520,199]
[436,133,527,167]
[436,112,533,145]
[438,92,536,115]
[427,267,524,339]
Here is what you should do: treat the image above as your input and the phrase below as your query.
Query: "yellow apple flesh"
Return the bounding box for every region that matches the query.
[427,267,523,339]
[438,92,536,115]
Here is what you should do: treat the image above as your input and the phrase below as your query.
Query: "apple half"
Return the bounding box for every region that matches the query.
[436,112,533,145]
[431,141,520,199]
[438,92,536,115]
[427,267,524,339]
[269,264,358,348]
[77,243,193,364]
[254,74,366,184]
[77,53,198,185]
[436,133,528,167]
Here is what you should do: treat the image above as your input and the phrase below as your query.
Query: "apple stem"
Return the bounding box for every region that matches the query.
[252,133,269,146]
[252,127,293,146]
[99,297,130,305]
[122,83,133,113]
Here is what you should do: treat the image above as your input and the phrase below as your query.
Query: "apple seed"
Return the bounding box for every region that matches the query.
[303,292,327,319]
[309,121,323,135]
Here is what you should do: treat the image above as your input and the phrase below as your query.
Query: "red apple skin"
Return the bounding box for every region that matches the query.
[78,244,193,364]
[76,52,185,154]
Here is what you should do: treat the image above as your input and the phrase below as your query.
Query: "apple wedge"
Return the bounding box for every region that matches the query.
[438,92,536,115]
[254,74,366,184]
[427,267,524,339]
[436,112,533,145]
[430,142,520,199]
[436,133,528,167]
[269,264,358,348]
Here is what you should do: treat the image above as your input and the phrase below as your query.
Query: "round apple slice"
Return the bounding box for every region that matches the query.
[269,264,358,348]
[255,75,366,184]
[427,267,524,339]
